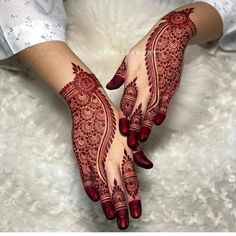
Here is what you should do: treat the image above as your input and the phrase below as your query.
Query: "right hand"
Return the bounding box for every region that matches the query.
[59,62,152,230]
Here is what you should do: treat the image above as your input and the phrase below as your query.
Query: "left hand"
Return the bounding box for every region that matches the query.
[106,8,197,149]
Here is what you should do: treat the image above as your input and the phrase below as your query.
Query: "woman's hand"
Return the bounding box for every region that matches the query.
[106,8,197,149]
[59,62,151,230]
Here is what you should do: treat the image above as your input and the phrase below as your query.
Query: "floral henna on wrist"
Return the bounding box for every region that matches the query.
[140,8,197,141]
[119,78,138,135]
[59,62,116,220]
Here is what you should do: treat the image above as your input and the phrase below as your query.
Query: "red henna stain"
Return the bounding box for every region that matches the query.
[121,150,139,199]
[112,179,129,230]
[120,77,138,136]
[128,103,143,149]
[106,58,127,90]
[141,8,197,139]
[133,147,153,169]
[59,63,116,213]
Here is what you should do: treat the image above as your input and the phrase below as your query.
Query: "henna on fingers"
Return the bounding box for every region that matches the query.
[121,150,141,218]
[112,179,129,230]
[128,103,143,149]
[106,58,127,90]
[133,146,153,169]
[59,62,116,220]
[140,8,197,141]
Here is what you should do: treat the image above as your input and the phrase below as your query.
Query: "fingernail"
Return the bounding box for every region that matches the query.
[131,208,141,218]
[139,127,151,142]
[102,201,116,220]
[133,150,153,169]
[154,113,166,125]
[118,217,128,230]
[106,208,116,220]
[85,186,100,202]
[106,76,124,90]
[128,130,139,149]
[129,200,142,219]
[119,118,130,135]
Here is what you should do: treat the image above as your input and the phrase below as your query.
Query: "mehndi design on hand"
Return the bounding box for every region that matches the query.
[107,8,197,149]
[60,63,144,230]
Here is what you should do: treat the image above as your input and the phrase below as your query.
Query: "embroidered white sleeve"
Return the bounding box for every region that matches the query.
[0,0,67,60]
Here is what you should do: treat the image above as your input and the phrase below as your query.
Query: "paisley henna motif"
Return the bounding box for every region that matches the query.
[121,150,139,199]
[120,78,138,119]
[140,8,197,140]
[129,103,142,133]
[59,62,116,210]
[112,179,127,212]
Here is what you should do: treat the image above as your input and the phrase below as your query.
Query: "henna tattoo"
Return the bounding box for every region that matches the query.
[106,58,127,90]
[140,8,197,140]
[121,150,139,199]
[128,103,143,148]
[119,77,138,135]
[133,146,153,169]
[59,62,116,214]
[120,78,138,119]
[112,179,127,211]
[129,103,142,133]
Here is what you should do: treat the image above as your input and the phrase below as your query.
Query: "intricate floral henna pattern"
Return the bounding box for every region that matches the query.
[121,150,139,199]
[140,8,197,140]
[119,78,138,135]
[120,78,138,119]
[112,179,127,212]
[59,62,116,217]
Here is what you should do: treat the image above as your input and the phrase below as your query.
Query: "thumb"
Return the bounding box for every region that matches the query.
[106,58,127,90]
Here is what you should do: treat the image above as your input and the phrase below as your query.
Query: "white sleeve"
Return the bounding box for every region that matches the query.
[0,0,67,61]
[195,0,236,51]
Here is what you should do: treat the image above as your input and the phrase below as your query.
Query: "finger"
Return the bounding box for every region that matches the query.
[127,103,142,149]
[75,150,100,202]
[139,107,158,142]
[119,77,138,135]
[85,152,115,220]
[154,95,171,125]
[121,149,142,219]
[106,160,129,230]
[106,57,127,90]
[111,178,129,230]
[97,181,116,220]
[154,111,166,125]
[133,146,153,169]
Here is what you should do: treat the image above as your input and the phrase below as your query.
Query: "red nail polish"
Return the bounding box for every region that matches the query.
[106,76,124,90]
[133,150,153,169]
[102,201,116,220]
[119,118,130,135]
[139,127,151,142]
[129,200,142,219]
[154,112,166,125]
[118,217,128,230]
[128,130,139,149]
[85,186,99,202]
[131,208,140,219]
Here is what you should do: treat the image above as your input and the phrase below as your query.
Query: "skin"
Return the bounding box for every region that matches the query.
[16,42,150,230]
[15,1,223,230]
[106,2,223,150]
